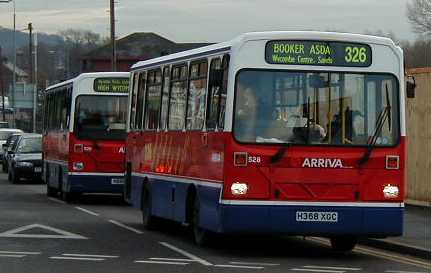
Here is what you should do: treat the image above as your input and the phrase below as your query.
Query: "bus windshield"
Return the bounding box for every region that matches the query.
[234,70,399,146]
[74,95,127,140]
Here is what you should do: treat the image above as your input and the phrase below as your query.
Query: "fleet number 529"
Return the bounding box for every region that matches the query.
[345,46,367,63]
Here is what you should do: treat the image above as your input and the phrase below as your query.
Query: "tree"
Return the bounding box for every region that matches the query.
[407,0,431,35]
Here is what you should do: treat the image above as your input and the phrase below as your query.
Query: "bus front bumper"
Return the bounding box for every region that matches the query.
[218,203,403,237]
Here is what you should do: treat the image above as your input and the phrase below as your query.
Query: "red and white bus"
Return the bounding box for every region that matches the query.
[125,31,408,250]
[43,72,129,201]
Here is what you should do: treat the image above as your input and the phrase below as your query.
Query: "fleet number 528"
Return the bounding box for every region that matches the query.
[345,46,367,63]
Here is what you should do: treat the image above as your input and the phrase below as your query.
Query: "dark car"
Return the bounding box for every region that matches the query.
[2,133,23,172]
[7,134,43,183]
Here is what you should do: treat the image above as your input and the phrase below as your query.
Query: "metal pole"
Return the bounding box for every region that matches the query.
[110,0,117,71]
[33,32,37,133]
[12,0,15,126]
[0,47,5,121]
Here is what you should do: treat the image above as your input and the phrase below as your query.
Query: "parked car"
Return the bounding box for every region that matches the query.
[0,129,24,164]
[2,133,23,172]
[7,133,42,184]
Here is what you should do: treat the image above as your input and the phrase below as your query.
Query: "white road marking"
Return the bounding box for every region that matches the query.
[50,256,104,261]
[214,264,264,269]
[149,258,195,262]
[309,237,431,271]
[292,269,344,273]
[74,207,99,217]
[304,266,361,271]
[0,254,26,258]
[48,197,65,204]
[135,260,189,265]
[62,253,118,258]
[0,224,87,239]
[159,241,213,266]
[230,261,280,266]
[0,251,41,255]
[386,271,427,273]
[108,220,144,234]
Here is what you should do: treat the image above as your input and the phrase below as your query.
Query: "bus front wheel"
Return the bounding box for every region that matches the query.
[192,194,213,246]
[330,236,358,252]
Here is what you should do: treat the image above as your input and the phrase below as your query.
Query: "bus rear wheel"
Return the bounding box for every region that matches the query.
[330,236,358,252]
[46,185,57,197]
[192,194,213,246]
[141,185,158,230]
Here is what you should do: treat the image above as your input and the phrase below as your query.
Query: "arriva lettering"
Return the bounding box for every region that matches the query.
[302,158,344,168]
[119,147,126,154]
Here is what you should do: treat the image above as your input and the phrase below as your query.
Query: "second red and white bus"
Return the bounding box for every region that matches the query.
[125,31,408,250]
[43,72,129,201]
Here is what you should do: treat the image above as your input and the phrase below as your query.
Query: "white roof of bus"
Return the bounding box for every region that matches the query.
[45,72,129,91]
[131,31,397,70]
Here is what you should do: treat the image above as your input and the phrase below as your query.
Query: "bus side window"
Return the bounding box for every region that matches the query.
[135,72,146,130]
[168,64,188,130]
[159,67,170,130]
[144,69,162,130]
[66,87,72,129]
[186,60,208,130]
[206,58,222,130]
[218,54,230,129]
[129,73,138,130]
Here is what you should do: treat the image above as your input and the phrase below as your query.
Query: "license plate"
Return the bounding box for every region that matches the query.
[34,167,42,173]
[111,178,124,185]
[296,211,338,222]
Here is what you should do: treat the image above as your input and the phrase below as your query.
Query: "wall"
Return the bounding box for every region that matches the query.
[406,68,431,204]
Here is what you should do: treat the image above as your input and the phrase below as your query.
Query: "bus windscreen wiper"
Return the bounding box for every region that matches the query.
[358,85,392,166]
[271,142,291,163]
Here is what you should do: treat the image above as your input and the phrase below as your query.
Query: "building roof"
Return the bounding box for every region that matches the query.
[82,32,213,61]
[407,67,431,75]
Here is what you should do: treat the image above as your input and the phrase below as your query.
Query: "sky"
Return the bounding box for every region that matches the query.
[0,0,417,43]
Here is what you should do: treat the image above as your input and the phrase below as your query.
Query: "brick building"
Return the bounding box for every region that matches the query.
[81,32,212,72]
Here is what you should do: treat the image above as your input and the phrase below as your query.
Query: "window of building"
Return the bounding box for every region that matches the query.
[186,60,208,130]
[168,64,188,130]
[144,69,163,130]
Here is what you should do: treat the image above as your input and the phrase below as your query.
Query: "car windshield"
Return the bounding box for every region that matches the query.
[0,131,19,141]
[17,137,42,153]
[234,70,399,146]
[74,95,128,140]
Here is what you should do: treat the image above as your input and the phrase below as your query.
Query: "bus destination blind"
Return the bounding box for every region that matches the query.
[265,40,372,67]
[94,78,129,93]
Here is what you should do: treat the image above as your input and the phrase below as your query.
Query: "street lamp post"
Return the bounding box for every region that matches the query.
[0,0,16,126]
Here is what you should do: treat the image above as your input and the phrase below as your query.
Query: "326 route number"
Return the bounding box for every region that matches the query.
[345,46,367,63]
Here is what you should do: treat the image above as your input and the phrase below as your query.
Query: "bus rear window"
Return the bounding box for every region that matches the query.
[74,95,128,140]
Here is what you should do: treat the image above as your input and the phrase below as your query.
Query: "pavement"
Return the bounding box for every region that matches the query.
[361,205,431,260]
[0,169,430,273]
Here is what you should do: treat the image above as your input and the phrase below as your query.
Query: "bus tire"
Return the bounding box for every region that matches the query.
[62,191,76,203]
[141,184,158,230]
[47,185,57,197]
[192,194,213,246]
[330,236,358,252]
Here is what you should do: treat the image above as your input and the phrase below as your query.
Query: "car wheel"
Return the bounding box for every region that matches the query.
[330,236,358,252]
[10,169,19,184]
[192,194,214,246]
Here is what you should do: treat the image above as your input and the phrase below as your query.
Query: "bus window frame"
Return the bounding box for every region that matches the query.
[231,68,401,148]
[144,68,163,131]
[159,66,171,132]
[206,57,222,131]
[135,72,147,131]
[186,58,208,131]
[168,62,189,131]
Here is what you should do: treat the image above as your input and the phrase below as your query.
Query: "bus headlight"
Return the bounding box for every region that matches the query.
[231,182,248,195]
[73,162,84,171]
[383,184,399,199]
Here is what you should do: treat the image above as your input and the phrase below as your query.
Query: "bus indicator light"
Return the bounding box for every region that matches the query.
[386,155,399,170]
[74,144,83,153]
[234,152,248,166]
